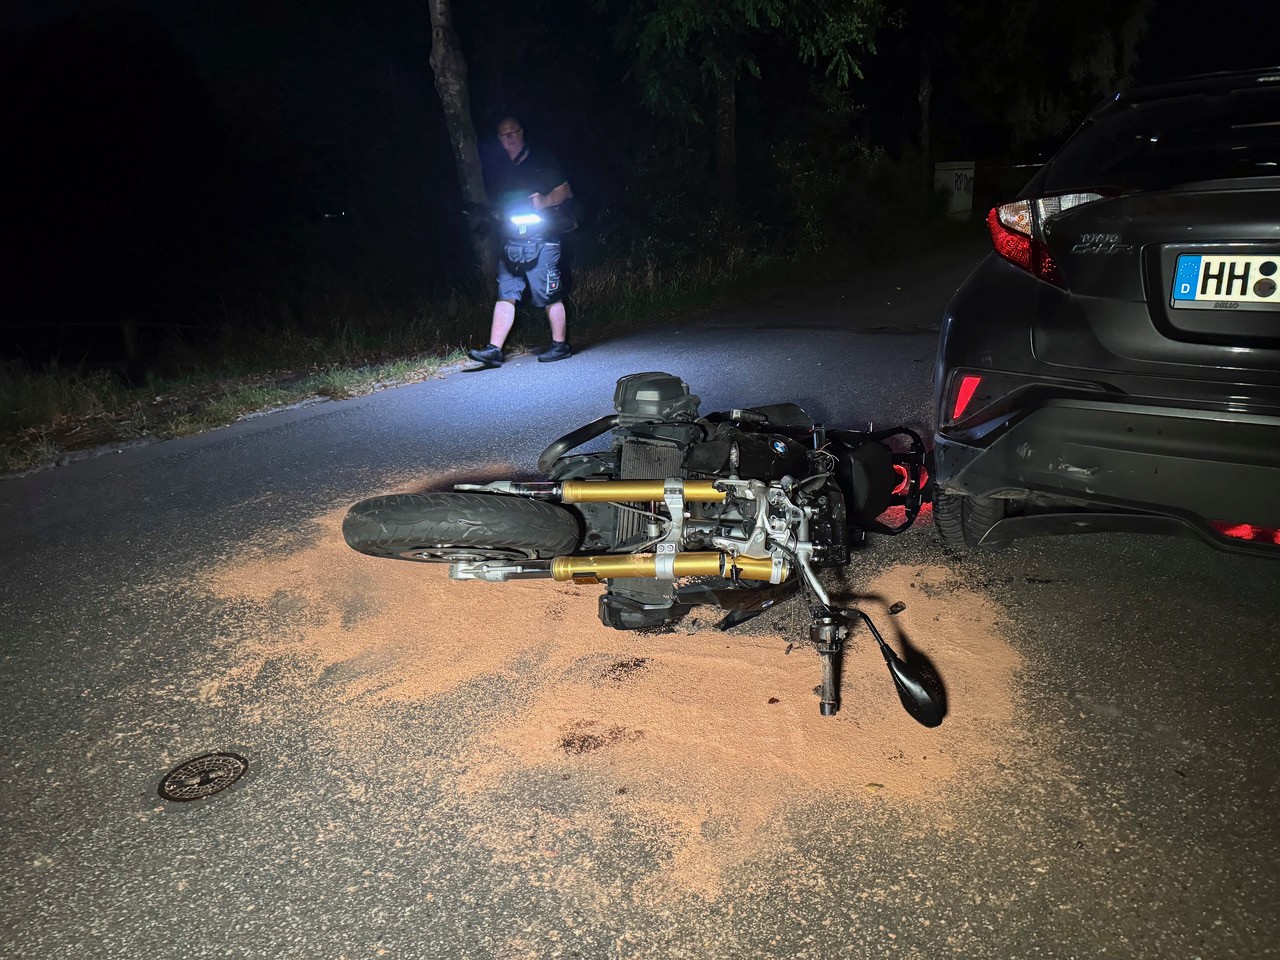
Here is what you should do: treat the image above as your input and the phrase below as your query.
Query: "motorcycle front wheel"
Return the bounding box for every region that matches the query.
[343,492,581,562]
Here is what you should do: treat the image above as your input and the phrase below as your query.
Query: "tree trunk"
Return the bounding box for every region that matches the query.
[713,69,736,206]
[427,0,494,279]
[918,54,932,187]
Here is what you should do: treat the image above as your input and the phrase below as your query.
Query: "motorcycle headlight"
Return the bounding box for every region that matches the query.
[510,214,542,226]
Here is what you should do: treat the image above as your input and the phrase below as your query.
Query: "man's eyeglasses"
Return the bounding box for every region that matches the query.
[498,128,522,140]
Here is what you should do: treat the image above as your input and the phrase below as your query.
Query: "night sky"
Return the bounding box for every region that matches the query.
[2,0,1276,366]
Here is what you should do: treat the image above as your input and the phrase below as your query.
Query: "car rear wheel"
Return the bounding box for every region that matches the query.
[933,491,1009,550]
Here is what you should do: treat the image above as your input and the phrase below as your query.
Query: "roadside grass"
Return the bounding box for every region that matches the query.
[2,216,978,475]
[0,352,466,473]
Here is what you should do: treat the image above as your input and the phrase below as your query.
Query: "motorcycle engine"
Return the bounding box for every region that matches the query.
[598,374,704,630]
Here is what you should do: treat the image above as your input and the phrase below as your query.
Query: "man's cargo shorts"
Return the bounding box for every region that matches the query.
[498,239,562,308]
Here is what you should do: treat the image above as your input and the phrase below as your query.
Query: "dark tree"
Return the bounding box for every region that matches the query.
[427,0,493,277]
[606,0,883,203]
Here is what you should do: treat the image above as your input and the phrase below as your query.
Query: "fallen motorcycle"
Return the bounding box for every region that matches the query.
[343,373,943,725]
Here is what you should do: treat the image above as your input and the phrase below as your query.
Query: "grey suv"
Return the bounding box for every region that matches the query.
[932,67,1280,556]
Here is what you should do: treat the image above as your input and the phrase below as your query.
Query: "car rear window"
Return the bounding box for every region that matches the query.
[1040,85,1280,192]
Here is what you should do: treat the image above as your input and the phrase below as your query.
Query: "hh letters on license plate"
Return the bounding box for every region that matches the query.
[1171,254,1280,311]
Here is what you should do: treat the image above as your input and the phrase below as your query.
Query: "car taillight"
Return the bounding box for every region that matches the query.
[1210,520,1280,546]
[987,192,1104,288]
[951,374,982,421]
[941,368,1108,430]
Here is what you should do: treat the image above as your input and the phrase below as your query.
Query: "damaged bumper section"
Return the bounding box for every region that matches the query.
[935,398,1280,550]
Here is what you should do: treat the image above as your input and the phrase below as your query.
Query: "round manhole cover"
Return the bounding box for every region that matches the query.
[158,752,248,802]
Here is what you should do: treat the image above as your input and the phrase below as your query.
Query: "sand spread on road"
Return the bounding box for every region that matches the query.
[197,477,1023,899]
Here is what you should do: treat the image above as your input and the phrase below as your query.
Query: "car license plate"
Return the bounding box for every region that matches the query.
[1171,254,1280,311]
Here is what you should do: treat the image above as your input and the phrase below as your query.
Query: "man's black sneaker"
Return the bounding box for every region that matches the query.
[537,341,572,363]
[467,344,504,366]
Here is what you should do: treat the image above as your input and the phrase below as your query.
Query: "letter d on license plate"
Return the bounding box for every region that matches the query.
[1171,254,1280,311]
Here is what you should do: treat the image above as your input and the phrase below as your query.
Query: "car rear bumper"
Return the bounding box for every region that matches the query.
[934,398,1280,551]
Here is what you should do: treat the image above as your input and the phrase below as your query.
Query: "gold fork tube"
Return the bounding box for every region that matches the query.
[550,552,783,583]
[558,479,726,503]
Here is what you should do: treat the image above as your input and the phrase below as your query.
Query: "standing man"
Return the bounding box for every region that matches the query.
[467,116,574,367]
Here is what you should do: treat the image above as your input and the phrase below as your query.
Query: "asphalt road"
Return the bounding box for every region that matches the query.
[2,237,1278,959]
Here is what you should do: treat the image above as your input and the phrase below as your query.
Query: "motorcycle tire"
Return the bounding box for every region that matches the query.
[933,490,1008,551]
[343,492,581,563]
